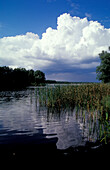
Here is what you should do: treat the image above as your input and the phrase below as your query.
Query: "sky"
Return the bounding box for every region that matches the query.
[0,0,110,82]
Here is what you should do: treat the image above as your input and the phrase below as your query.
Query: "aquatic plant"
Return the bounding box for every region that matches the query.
[37,84,110,114]
[36,83,110,143]
[101,96,110,114]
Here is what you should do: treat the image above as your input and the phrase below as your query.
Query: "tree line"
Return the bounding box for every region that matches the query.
[0,66,46,90]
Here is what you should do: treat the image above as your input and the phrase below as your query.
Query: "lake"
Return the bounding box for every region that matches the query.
[0,86,109,159]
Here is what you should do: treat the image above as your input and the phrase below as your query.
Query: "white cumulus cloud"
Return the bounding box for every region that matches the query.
[0,13,110,75]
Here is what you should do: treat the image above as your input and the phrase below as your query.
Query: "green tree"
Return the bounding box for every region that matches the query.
[0,66,13,89]
[96,49,110,83]
[28,69,35,85]
[13,68,28,87]
[0,66,46,90]
[34,70,45,84]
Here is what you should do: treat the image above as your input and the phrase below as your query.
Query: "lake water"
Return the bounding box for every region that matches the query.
[0,86,100,152]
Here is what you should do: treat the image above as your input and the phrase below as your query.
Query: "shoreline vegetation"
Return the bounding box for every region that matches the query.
[0,66,98,91]
[0,66,46,90]
[36,84,110,144]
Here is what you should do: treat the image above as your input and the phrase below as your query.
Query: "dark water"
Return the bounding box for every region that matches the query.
[0,87,106,158]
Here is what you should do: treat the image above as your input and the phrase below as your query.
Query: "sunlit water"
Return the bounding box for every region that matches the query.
[0,87,99,150]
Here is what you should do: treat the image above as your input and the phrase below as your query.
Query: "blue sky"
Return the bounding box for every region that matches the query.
[0,0,110,38]
[0,0,110,82]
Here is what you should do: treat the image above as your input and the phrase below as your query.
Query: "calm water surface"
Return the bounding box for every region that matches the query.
[0,87,99,150]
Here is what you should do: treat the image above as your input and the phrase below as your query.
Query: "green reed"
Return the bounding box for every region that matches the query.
[37,84,110,115]
[37,84,110,143]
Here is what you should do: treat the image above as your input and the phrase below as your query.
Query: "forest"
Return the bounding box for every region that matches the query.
[0,66,46,90]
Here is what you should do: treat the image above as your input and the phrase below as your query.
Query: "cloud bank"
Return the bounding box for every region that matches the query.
[0,13,110,81]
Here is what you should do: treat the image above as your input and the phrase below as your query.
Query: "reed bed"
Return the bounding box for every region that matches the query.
[37,84,110,115]
[36,83,110,142]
